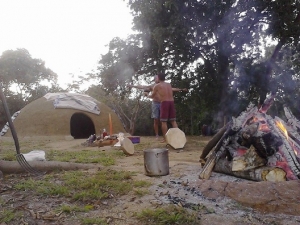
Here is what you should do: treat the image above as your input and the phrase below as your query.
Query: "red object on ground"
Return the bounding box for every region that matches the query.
[103,131,108,138]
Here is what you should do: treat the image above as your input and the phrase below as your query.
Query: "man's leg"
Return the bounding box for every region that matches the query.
[153,118,160,137]
[169,102,178,128]
[170,120,178,128]
[161,121,168,141]
[151,101,161,138]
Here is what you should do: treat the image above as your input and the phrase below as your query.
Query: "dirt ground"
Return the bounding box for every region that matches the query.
[1,135,300,225]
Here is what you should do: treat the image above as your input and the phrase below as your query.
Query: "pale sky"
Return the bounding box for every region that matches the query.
[0,0,134,88]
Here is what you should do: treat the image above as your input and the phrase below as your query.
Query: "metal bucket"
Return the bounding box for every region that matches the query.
[143,148,169,176]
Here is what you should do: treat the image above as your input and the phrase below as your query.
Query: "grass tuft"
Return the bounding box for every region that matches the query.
[13,169,136,202]
[46,149,124,166]
[80,217,107,225]
[136,205,199,225]
[0,209,22,223]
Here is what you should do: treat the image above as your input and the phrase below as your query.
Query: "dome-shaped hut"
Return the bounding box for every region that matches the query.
[4,93,125,139]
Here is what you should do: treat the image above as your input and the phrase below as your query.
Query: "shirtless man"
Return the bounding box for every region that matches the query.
[147,72,179,142]
[128,75,186,139]
[128,75,161,138]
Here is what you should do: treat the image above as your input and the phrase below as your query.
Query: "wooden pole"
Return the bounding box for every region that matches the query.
[109,113,113,136]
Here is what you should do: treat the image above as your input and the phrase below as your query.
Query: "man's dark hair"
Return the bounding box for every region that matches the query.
[157,72,165,81]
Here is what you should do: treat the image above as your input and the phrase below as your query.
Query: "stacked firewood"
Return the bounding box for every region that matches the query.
[199,94,300,182]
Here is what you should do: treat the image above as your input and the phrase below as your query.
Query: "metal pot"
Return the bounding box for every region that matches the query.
[144,148,169,176]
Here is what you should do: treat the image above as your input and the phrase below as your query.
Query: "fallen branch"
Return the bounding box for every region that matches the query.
[0,160,99,174]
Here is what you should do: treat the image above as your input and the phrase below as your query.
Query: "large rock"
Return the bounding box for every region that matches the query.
[193,179,300,215]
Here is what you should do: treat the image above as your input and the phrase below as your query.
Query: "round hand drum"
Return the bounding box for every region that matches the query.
[121,137,135,155]
[165,128,186,149]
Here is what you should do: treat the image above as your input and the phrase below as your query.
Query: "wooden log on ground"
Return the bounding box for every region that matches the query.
[0,160,99,174]
[232,146,266,171]
[214,157,286,181]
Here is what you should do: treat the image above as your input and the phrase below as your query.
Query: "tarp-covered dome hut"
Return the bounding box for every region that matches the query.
[5,93,125,139]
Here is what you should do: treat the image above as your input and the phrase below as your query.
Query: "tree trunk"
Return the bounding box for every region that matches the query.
[0,160,99,174]
[214,157,286,182]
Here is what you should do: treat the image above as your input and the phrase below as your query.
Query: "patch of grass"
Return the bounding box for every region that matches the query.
[13,169,135,202]
[136,205,199,225]
[46,149,124,166]
[0,209,22,223]
[14,177,70,196]
[56,204,94,213]
[133,180,152,188]
[0,151,16,161]
[134,189,150,197]
[80,217,107,225]
[134,142,153,151]
[0,140,14,146]
[110,150,126,157]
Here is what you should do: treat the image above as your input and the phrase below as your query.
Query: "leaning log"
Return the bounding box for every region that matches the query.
[199,125,227,161]
[214,157,286,182]
[199,123,233,179]
[0,160,99,174]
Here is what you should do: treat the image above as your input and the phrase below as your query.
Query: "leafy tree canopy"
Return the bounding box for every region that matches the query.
[0,48,59,103]
[93,0,300,134]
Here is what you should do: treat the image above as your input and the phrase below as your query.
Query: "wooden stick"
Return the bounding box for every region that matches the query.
[109,113,113,135]
[199,152,217,179]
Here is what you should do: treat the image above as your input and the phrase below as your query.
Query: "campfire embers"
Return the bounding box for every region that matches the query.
[237,114,283,159]
[200,94,300,181]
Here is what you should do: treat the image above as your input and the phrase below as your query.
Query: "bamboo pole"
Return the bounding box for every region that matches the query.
[109,113,113,135]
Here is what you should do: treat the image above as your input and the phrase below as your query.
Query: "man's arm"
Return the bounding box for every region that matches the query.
[172,88,188,92]
[127,84,153,91]
[147,84,159,99]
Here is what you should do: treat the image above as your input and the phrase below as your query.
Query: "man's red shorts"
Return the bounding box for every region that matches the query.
[160,101,176,122]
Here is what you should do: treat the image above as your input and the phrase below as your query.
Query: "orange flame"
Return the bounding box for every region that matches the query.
[276,120,288,139]
[259,123,270,132]
[275,121,300,156]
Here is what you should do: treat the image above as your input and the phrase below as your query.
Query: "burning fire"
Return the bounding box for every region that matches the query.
[276,120,289,139]
[259,123,270,132]
[251,116,271,132]
[275,120,299,156]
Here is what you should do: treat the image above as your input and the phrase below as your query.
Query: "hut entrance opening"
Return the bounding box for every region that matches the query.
[70,113,95,139]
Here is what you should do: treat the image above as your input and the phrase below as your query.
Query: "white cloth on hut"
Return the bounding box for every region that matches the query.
[44,93,100,115]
